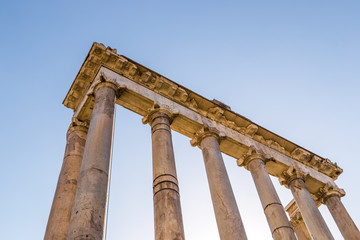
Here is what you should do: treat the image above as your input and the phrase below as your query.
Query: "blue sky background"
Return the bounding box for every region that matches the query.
[0,1,359,239]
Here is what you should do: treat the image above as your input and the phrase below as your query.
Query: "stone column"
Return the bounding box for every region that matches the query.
[45,119,88,240]
[237,148,296,240]
[280,167,334,240]
[318,184,360,240]
[191,126,247,240]
[143,104,185,240]
[285,199,312,240]
[68,81,118,240]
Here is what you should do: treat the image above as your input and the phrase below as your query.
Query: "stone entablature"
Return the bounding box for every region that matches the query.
[63,42,342,187]
[46,43,360,240]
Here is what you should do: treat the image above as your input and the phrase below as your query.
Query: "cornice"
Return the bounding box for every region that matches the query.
[63,42,343,180]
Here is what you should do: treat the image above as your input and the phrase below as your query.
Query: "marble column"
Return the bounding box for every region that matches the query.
[67,82,118,240]
[45,119,88,240]
[238,150,296,240]
[320,184,360,240]
[192,127,247,240]
[144,106,185,240]
[281,167,334,240]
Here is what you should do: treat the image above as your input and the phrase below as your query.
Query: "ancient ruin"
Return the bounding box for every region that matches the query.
[45,42,360,240]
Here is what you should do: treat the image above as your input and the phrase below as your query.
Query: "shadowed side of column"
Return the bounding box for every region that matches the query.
[68,83,117,240]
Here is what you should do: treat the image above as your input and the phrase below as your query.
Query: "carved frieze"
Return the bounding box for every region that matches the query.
[63,42,342,180]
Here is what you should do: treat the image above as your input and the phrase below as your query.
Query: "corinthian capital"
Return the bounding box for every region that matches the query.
[190,124,224,147]
[316,183,345,204]
[89,72,126,98]
[142,102,179,125]
[67,117,89,136]
[279,166,309,188]
[237,146,269,170]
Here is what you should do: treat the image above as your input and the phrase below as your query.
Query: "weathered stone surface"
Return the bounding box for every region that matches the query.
[45,120,88,240]
[67,83,117,240]
[195,128,247,240]
[147,108,185,240]
[238,147,296,240]
[282,169,334,240]
[52,43,359,240]
[285,200,312,240]
[63,42,342,181]
[317,184,360,240]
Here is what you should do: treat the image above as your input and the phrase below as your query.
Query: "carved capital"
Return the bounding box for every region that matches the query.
[237,146,269,170]
[316,183,345,204]
[142,102,179,125]
[279,166,309,188]
[190,124,224,147]
[67,117,89,136]
[91,73,126,98]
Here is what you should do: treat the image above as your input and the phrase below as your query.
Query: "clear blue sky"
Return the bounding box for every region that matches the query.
[0,1,359,239]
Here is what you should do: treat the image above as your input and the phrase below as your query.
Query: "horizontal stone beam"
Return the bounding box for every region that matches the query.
[73,66,336,195]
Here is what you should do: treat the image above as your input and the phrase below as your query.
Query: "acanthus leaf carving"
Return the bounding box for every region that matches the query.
[316,183,345,204]
[279,166,309,188]
[142,102,179,125]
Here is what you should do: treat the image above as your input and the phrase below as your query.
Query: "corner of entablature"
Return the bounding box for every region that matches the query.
[190,122,224,147]
[237,145,270,170]
[86,72,126,100]
[316,182,346,204]
[142,102,179,125]
[279,165,309,188]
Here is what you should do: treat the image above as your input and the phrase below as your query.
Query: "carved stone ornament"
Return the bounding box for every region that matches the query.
[237,146,269,170]
[63,42,343,180]
[190,123,224,147]
[316,183,346,204]
[279,166,309,188]
[289,211,304,228]
[142,102,179,125]
[90,73,126,98]
[67,117,89,136]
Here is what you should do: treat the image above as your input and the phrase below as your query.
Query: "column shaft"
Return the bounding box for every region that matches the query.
[68,85,116,240]
[200,135,247,240]
[45,124,87,240]
[292,218,312,240]
[247,158,296,240]
[325,195,360,240]
[151,112,185,240]
[290,178,334,240]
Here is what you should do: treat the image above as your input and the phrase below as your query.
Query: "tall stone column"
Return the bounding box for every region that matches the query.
[318,184,360,240]
[285,200,312,240]
[191,126,247,240]
[143,104,185,240]
[280,167,334,240]
[237,148,296,240]
[68,81,118,240]
[45,118,88,240]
